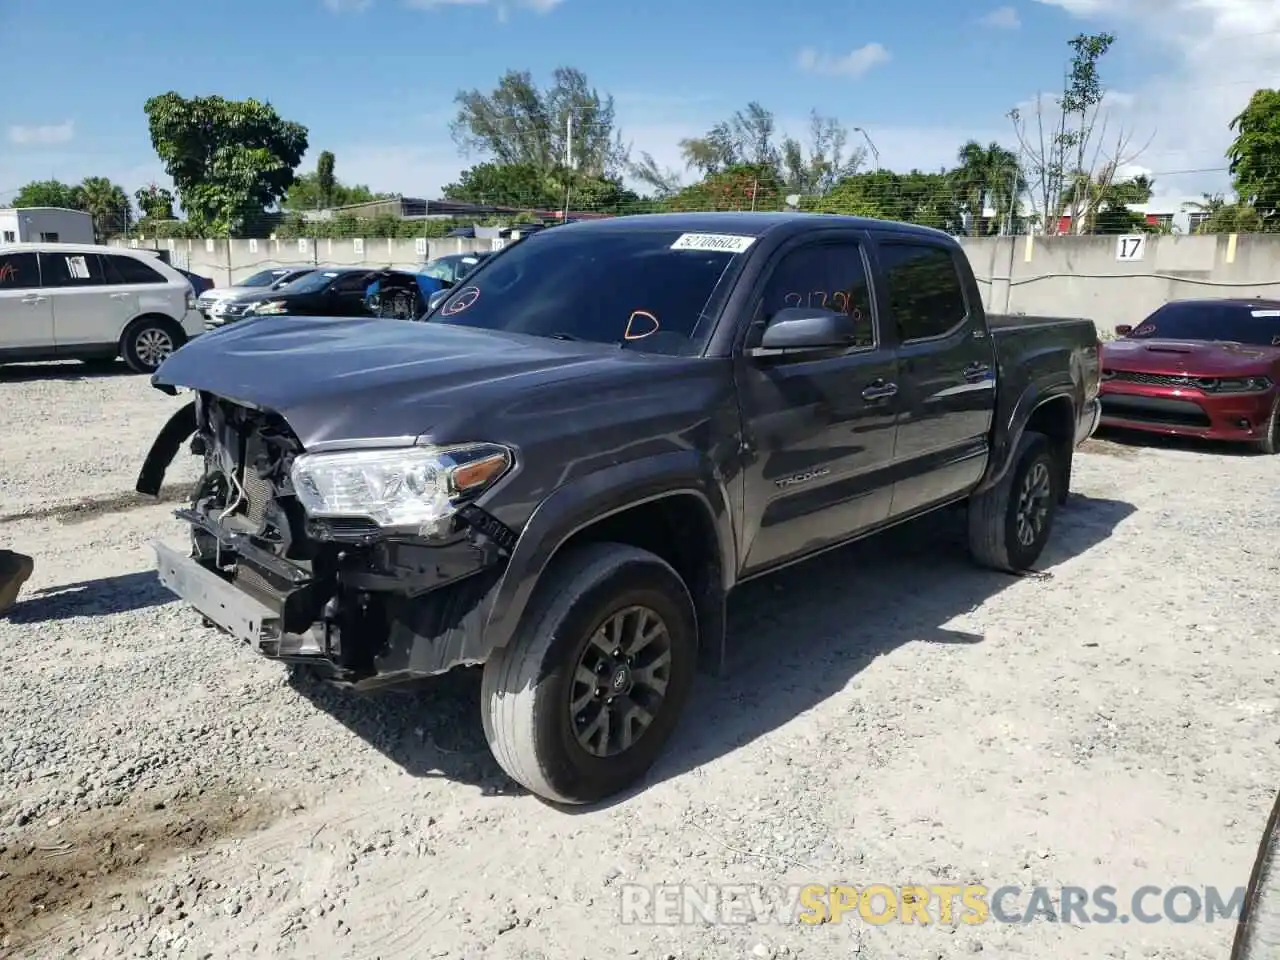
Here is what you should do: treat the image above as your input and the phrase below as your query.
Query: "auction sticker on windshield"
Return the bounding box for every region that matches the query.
[670,233,756,253]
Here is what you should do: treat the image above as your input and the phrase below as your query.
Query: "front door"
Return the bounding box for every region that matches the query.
[0,250,54,354]
[870,239,996,517]
[735,235,901,577]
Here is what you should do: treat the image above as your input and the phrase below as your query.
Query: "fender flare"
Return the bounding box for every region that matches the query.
[481,450,737,655]
[975,380,1076,495]
[136,400,197,496]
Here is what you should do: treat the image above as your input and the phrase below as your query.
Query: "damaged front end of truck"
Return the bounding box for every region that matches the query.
[136,388,520,691]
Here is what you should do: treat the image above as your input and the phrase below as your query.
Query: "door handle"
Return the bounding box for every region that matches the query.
[108,292,129,299]
[963,362,991,382]
[861,380,898,401]
[20,295,47,304]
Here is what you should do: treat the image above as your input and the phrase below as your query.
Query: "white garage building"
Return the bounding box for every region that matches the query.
[0,207,95,245]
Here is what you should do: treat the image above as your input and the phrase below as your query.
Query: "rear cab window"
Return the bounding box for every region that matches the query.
[0,251,40,290]
[429,228,752,355]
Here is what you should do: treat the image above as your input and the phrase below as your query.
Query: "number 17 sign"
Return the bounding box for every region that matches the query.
[1116,235,1146,261]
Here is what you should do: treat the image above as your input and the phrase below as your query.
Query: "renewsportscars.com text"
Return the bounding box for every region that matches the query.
[619,883,1246,926]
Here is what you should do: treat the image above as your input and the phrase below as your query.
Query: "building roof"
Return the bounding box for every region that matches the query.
[0,206,93,216]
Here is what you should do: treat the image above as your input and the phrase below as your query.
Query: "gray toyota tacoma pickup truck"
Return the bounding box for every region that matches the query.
[136,212,1102,805]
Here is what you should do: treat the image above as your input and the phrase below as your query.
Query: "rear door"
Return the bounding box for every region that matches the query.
[734,231,901,576]
[37,250,121,351]
[0,250,53,354]
[869,237,996,517]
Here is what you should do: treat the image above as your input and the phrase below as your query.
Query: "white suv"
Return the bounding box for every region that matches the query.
[0,243,205,373]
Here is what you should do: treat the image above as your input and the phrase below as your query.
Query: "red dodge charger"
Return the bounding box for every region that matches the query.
[1099,298,1280,454]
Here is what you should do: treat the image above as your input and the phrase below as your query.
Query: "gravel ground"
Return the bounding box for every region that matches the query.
[0,360,1276,960]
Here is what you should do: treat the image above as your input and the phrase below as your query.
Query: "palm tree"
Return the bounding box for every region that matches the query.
[953,141,1025,235]
[77,177,131,241]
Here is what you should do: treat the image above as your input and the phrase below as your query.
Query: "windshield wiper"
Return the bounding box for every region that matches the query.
[546,332,584,341]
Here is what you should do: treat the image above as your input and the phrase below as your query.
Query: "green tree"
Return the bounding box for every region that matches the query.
[77,176,131,239]
[804,170,963,232]
[1008,33,1149,234]
[282,173,387,211]
[450,67,629,180]
[662,164,786,213]
[1183,193,1265,234]
[1227,88,1280,229]
[134,183,176,221]
[316,150,336,208]
[952,140,1025,235]
[143,92,309,236]
[442,162,559,208]
[674,104,863,197]
[11,179,84,210]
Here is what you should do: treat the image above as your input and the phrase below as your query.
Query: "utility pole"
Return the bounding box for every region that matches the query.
[562,114,573,223]
[853,127,880,172]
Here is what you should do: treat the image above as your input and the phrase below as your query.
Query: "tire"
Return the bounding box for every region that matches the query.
[1252,399,1280,455]
[122,317,185,374]
[1231,789,1280,959]
[967,430,1059,572]
[480,542,698,805]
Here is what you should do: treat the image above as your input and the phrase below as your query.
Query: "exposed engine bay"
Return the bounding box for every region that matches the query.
[161,391,512,688]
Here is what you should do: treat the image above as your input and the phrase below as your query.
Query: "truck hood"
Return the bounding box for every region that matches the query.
[1102,338,1280,376]
[151,316,665,448]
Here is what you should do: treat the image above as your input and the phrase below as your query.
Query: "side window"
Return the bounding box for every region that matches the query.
[39,232,60,243]
[0,251,39,290]
[102,254,166,284]
[333,274,372,294]
[37,251,108,287]
[2,231,15,243]
[757,242,875,348]
[878,242,967,342]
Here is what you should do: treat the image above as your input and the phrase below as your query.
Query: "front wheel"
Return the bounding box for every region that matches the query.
[1252,399,1280,455]
[967,430,1059,572]
[122,317,184,373]
[480,542,697,805]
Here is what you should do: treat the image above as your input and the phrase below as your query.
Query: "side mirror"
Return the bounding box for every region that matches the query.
[426,289,448,312]
[1114,324,1132,336]
[751,308,859,356]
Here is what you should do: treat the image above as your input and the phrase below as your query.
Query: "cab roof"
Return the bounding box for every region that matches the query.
[547,211,955,243]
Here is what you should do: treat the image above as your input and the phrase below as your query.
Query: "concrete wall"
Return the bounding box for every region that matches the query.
[108,235,504,287]
[114,232,1280,333]
[957,233,1280,332]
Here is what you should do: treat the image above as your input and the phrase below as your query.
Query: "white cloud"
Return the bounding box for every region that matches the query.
[322,0,371,10]
[981,6,1022,29]
[1030,0,1280,195]
[8,121,74,147]
[796,43,891,79]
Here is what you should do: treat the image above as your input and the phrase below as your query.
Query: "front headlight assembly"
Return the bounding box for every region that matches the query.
[1201,375,1273,393]
[289,443,512,535]
[251,300,288,315]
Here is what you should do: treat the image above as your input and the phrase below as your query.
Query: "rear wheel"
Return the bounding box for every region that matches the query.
[122,316,185,373]
[480,542,697,805]
[967,430,1059,572]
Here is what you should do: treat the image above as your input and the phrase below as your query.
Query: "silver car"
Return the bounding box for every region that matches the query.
[196,267,316,324]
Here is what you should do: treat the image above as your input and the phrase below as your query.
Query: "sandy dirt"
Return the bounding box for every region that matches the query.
[0,360,1276,959]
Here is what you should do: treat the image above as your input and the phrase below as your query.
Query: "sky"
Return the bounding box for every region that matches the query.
[2,0,1279,209]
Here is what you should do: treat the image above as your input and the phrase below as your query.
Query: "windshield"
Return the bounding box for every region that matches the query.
[420,257,461,281]
[277,270,342,295]
[275,269,313,286]
[240,269,286,287]
[1129,303,1280,346]
[428,228,749,354]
